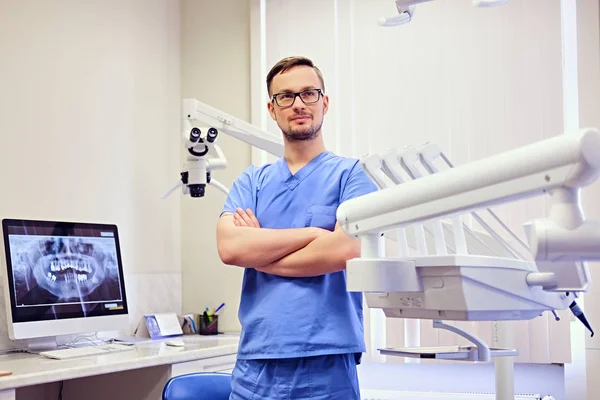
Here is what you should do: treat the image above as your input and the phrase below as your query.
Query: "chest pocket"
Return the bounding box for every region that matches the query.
[305,205,338,231]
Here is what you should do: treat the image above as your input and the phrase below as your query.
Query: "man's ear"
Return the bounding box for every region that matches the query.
[322,94,329,116]
[267,101,277,121]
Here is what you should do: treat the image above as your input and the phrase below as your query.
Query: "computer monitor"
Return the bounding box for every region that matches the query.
[1,218,129,344]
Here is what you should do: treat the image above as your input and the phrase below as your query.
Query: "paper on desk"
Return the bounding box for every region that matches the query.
[154,313,183,336]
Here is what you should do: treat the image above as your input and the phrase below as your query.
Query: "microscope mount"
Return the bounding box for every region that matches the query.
[162,99,284,199]
[162,124,229,199]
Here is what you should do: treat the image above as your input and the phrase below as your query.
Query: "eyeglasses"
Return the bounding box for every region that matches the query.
[271,89,323,107]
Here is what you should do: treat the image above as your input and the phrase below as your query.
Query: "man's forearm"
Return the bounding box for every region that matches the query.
[217,221,324,268]
[256,229,361,278]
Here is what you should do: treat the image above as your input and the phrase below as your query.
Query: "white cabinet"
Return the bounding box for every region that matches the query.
[171,353,237,376]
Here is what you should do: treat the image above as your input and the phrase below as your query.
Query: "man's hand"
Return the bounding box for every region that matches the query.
[233,208,261,228]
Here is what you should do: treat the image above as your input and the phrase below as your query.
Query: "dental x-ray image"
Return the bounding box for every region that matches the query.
[8,235,123,306]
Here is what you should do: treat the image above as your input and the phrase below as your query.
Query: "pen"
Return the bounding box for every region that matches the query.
[214,302,226,314]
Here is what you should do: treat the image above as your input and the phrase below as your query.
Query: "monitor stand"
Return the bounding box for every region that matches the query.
[26,337,59,353]
[25,335,106,353]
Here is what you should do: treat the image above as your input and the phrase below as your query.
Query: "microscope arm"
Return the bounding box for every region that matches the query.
[183,99,284,157]
[164,99,284,199]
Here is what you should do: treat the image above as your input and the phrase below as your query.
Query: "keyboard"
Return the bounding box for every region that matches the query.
[39,343,134,360]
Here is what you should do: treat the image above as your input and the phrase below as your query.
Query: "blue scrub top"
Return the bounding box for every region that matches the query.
[221,151,378,360]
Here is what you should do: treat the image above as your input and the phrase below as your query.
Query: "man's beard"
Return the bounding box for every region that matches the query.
[282,117,323,142]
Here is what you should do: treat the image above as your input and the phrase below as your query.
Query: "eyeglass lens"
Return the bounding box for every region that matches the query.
[275,89,320,106]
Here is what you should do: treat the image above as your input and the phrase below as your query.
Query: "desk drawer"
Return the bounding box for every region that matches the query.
[171,353,237,375]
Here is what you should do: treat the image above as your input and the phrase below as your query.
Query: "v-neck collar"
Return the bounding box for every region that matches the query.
[278,151,333,190]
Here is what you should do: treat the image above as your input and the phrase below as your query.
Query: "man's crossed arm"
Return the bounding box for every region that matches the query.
[216,208,361,277]
[216,208,328,269]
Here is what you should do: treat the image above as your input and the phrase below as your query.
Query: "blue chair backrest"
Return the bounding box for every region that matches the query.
[162,372,232,400]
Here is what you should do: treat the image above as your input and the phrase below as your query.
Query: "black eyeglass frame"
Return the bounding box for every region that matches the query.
[270,88,323,107]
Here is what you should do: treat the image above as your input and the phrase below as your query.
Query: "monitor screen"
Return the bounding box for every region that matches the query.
[2,219,128,324]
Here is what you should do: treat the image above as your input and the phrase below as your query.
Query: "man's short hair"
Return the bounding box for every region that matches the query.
[266,56,325,97]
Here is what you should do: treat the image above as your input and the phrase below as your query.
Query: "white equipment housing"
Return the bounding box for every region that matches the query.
[338,128,600,326]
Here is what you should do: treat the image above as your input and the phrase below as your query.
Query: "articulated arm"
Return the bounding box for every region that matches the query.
[343,129,600,340]
[340,128,600,296]
[379,0,509,26]
[338,128,600,243]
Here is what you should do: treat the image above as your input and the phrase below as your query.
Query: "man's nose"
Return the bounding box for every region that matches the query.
[291,96,305,110]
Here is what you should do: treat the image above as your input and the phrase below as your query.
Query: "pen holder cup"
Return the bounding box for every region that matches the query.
[199,314,218,335]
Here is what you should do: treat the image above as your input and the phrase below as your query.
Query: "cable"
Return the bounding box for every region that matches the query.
[58,381,63,400]
[24,332,110,355]
[58,331,109,350]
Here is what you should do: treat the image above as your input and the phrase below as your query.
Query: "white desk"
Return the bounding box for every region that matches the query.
[0,335,239,400]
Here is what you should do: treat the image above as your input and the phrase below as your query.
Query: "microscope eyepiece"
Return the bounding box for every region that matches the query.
[189,127,201,143]
[207,127,218,143]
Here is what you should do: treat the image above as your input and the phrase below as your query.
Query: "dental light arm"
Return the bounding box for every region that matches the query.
[338,128,600,257]
[418,141,530,259]
[163,99,284,199]
[379,0,509,26]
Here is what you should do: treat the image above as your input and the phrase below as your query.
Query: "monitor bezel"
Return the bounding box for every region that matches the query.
[1,218,129,326]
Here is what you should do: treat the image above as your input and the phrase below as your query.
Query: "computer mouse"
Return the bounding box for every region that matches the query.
[165,340,185,347]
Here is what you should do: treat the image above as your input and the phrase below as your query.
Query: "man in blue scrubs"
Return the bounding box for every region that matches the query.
[217,56,378,399]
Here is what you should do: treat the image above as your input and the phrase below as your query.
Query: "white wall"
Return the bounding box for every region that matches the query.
[0,0,182,346]
[179,0,252,333]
